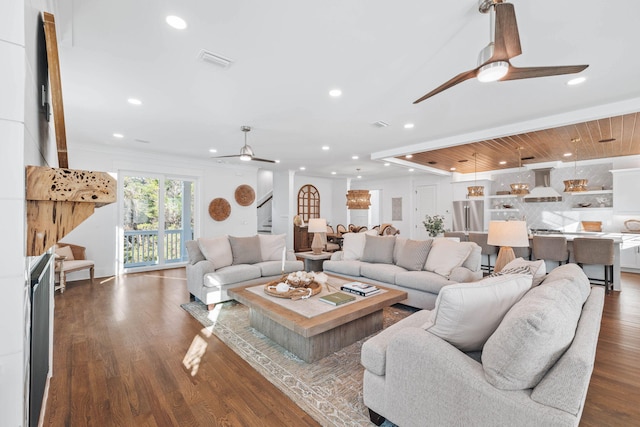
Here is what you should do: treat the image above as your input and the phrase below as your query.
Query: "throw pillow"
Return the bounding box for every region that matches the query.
[422,274,533,351]
[228,235,263,265]
[198,236,233,270]
[361,235,396,264]
[185,240,205,265]
[424,239,472,278]
[502,257,546,286]
[487,265,533,278]
[393,237,408,264]
[55,245,75,260]
[342,230,378,260]
[396,239,433,271]
[258,234,286,261]
[482,277,586,390]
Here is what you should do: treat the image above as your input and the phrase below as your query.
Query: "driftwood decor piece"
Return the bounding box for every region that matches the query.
[26,166,116,256]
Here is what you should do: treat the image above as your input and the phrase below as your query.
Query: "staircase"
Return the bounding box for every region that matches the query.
[257,191,273,234]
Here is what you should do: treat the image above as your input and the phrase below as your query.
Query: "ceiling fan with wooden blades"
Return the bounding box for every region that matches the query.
[413,0,588,104]
[213,126,276,163]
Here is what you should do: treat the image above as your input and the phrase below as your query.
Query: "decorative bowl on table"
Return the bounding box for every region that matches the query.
[286,271,315,288]
[502,204,513,209]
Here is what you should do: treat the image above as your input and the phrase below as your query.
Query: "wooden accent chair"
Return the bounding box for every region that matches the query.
[54,243,94,293]
[336,224,347,235]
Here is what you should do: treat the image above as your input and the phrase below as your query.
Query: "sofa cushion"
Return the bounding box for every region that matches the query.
[422,274,533,352]
[424,239,472,278]
[55,245,75,260]
[258,234,286,261]
[482,277,587,390]
[323,260,363,277]
[361,235,396,264]
[360,263,407,284]
[394,271,452,294]
[185,240,205,265]
[393,237,408,264]
[256,260,303,277]
[460,242,481,271]
[203,264,262,287]
[502,257,546,286]
[198,236,233,270]
[396,239,433,271]
[540,262,591,301]
[229,235,262,265]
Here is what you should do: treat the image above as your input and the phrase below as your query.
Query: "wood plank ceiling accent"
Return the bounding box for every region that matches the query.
[400,113,640,174]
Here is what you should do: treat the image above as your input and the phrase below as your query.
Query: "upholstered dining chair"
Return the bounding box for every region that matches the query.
[443,231,467,242]
[54,243,95,293]
[336,224,347,235]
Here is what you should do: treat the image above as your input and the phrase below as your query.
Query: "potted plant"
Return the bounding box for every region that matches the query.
[423,214,446,237]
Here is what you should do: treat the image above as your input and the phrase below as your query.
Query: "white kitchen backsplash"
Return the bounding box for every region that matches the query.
[489,163,613,232]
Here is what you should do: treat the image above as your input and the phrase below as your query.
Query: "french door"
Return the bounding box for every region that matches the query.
[120,172,195,270]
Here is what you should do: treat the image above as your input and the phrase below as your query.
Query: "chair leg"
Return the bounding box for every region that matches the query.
[60,271,66,293]
[90,266,95,283]
[368,408,386,426]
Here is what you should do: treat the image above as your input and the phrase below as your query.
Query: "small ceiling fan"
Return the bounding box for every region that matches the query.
[413,0,588,103]
[213,126,275,163]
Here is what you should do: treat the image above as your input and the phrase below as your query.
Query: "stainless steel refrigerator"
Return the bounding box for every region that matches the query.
[452,200,484,232]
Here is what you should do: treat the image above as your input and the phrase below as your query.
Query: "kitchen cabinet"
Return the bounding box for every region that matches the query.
[612,169,640,214]
[621,241,640,271]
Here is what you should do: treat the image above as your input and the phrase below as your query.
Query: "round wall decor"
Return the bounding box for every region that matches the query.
[234,184,256,206]
[208,198,231,221]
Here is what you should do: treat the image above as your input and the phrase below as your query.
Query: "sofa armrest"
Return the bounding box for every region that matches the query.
[286,250,297,261]
[449,266,482,283]
[186,260,216,297]
[380,328,575,426]
[330,251,344,261]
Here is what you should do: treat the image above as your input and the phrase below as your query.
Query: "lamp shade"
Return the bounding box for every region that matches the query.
[308,218,327,233]
[487,221,529,248]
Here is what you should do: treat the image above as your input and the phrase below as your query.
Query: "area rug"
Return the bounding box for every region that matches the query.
[181,300,417,426]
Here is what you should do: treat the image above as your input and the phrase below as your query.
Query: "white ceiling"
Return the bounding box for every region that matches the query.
[54,0,640,179]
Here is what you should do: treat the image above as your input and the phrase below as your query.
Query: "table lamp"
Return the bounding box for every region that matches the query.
[308,218,327,255]
[487,220,529,273]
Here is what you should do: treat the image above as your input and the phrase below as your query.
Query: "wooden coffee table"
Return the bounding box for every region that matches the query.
[228,278,407,362]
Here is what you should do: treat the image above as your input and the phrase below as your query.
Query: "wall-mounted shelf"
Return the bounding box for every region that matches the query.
[565,190,613,195]
[488,195,517,199]
[571,207,613,211]
[488,208,520,212]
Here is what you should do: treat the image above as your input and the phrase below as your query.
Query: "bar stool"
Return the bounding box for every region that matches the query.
[443,232,467,242]
[532,235,569,268]
[468,232,498,274]
[572,237,615,293]
[513,245,531,260]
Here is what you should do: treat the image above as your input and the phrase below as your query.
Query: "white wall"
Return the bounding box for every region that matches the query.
[1,2,56,426]
[256,169,272,201]
[61,144,260,278]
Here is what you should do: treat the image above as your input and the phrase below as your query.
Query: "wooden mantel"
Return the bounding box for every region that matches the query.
[26,166,116,256]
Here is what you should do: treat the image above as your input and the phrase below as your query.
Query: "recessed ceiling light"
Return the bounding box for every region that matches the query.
[450,167,456,171]
[166,15,187,30]
[499,161,506,165]
[209,148,217,153]
[567,76,586,86]
[409,168,415,172]
[384,163,390,166]
[127,98,142,105]
[404,123,415,129]
[563,152,572,157]
[329,89,342,97]
[357,175,362,179]
[322,146,330,151]
[352,155,359,160]
[405,154,413,159]
[113,133,124,138]
[331,171,336,175]
[299,166,306,170]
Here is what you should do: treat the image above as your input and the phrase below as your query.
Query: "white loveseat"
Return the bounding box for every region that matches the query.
[361,263,604,426]
[185,234,303,307]
[323,233,482,309]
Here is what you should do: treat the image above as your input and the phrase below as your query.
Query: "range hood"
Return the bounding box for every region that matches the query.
[523,168,563,203]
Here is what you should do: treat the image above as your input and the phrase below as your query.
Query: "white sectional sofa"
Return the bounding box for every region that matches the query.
[361,263,604,427]
[185,234,303,307]
[323,232,482,309]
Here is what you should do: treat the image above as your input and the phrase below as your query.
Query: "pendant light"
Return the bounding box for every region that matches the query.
[510,147,530,195]
[467,152,484,197]
[563,138,588,192]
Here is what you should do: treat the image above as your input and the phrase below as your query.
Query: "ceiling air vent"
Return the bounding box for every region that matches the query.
[372,121,390,128]
[198,49,234,68]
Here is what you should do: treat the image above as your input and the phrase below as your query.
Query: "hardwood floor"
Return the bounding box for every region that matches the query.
[44,269,640,426]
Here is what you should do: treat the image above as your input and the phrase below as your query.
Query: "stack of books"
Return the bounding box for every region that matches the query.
[319,292,356,306]
[340,281,380,297]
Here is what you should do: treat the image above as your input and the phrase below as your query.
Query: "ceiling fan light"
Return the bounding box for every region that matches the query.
[239,155,251,161]
[477,61,509,82]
